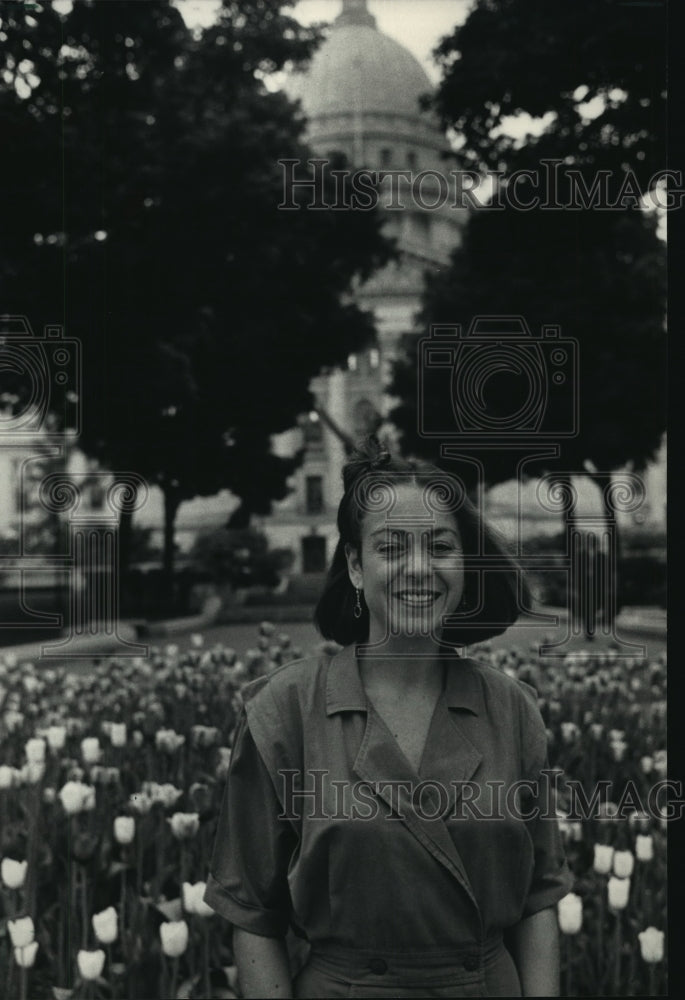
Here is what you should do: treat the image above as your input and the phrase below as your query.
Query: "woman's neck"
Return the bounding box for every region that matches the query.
[356,631,451,699]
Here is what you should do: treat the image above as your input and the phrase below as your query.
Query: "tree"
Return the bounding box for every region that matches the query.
[0,0,393,593]
[429,0,666,194]
[392,207,666,484]
[391,0,666,616]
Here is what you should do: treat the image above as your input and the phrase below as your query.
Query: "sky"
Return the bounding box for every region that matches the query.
[174,1,664,227]
[176,0,470,82]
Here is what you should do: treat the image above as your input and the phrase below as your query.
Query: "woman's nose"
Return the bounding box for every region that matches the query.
[403,533,434,577]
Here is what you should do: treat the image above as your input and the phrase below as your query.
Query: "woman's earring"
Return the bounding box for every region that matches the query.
[354,586,363,619]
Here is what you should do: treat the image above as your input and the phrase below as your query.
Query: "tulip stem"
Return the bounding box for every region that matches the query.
[80,867,89,949]
[19,966,27,1000]
[170,956,179,1000]
[648,965,657,997]
[6,959,14,1000]
[612,911,622,995]
[565,935,573,998]
[203,918,211,1000]
[107,945,114,999]
[597,888,605,992]
[136,829,144,898]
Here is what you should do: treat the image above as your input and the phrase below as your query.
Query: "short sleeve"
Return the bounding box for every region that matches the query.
[522,741,575,917]
[204,708,298,937]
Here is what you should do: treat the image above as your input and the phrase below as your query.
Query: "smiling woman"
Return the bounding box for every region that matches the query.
[205,439,573,998]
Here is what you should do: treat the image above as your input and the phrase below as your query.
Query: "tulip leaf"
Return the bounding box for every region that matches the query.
[155,897,183,921]
[176,974,199,999]
[107,861,131,877]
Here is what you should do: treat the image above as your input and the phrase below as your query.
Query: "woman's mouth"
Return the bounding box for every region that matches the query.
[395,590,441,607]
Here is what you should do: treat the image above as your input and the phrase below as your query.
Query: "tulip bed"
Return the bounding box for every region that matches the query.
[0,627,667,998]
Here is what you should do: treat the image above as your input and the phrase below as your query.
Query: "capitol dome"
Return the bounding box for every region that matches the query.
[285,0,446,162]
[287,4,433,122]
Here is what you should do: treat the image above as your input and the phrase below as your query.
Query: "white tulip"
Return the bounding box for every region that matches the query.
[557,893,583,934]
[613,850,635,879]
[635,834,654,862]
[593,844,614,875]
[59,780,94,815]
[109,723,127,748]
[160,920,189,957]
[25,738,46,764]
[46,725,67,752]
[182,881,215,917]
[92,906,118,944]
[77,948,106,981]
[113,816,135,844]
[81,737,101,765]
[8,916,35,948]
[638,926,665,963]
[14,941,39,968]
[1,858,28,889]
[608,876,630,910]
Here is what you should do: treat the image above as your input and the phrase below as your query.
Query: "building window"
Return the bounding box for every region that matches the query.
[90,482,105,510]
[380,147,392,167]
[369,348,380,369]
[301,535,327,573]
[407,150,418,170]
[326,149,348,167]
[352,399,381,439]
[303,410,323,444]
[347,354,358,372]
[305,475,324,515]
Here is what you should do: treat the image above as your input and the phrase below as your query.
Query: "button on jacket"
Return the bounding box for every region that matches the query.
[205,646,573,973]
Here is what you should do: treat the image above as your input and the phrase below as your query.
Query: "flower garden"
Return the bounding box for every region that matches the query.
[0,625,667,998]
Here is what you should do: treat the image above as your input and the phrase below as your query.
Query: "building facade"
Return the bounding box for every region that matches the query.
[259,0,467,574]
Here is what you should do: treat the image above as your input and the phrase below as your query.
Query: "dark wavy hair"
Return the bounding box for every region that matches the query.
[314,438,531,648]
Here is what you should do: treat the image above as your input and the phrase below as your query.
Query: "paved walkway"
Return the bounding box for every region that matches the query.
[0,605,666,667]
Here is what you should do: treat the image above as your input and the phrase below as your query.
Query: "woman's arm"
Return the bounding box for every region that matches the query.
[506,906,560,997]
[233,928,293,999]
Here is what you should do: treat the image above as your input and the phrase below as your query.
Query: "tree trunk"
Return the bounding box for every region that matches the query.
[118,503,134,577]
[314,405,356,455]
[162,487,181,607]
[552,473,579,623]
[227,502,251,529]
[594,472,620,625]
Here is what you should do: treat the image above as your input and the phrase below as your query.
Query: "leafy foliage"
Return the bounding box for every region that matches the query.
[0,0,393,575]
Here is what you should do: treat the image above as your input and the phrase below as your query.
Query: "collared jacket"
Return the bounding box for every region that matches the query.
[205,646,573,952]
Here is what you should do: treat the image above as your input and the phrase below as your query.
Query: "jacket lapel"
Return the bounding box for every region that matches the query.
[352,694,482,914]
[327,646,483,915]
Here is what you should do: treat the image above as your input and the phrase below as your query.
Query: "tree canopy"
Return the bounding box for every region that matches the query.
[391,0,667,499]
[1,0,393,578]
[430,0,666,194]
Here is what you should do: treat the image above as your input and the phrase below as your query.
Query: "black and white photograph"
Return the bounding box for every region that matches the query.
[0,0,669,996]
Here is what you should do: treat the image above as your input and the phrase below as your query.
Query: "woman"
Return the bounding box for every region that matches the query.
[205,442,574,997]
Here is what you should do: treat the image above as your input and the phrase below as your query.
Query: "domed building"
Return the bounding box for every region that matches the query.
[261,0,466,576]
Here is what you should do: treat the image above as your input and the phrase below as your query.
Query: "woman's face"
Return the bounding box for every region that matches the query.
[345,481,465,644]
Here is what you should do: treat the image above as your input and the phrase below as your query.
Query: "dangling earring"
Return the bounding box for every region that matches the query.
[354,586,363,619]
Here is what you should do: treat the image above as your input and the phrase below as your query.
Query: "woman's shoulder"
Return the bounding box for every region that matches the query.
[237,652,331,774]
[464,656,549,769]
[240,649,331,718]
[463,655,546,729]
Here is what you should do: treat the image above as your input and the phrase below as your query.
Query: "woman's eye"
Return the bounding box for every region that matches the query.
[430,542,456,556]
[378,542,403,556]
